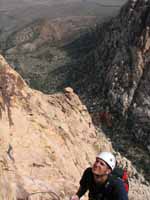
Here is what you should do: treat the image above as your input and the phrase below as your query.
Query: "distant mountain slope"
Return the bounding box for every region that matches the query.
[2,15,97,93]
[0,1,125,89]
[0,0,125,36]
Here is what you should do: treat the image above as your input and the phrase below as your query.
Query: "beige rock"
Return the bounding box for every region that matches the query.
[64,87,74,93]
[0,55,97,200]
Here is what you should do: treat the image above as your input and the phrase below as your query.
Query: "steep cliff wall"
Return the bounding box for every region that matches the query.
[0,54,99,199]
[73,0,150,152]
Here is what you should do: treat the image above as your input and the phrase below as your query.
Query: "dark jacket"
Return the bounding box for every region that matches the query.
[76,167,128,200]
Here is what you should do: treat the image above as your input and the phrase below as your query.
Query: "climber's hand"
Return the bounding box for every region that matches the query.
[71,195,80,200]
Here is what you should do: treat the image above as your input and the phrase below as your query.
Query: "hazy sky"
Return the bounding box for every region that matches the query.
[0,0,128,9]
[0,0,128,32]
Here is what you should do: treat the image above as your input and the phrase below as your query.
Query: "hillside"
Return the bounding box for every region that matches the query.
[0,54,150,200]
[1,0,150,179]
[2,16,97,93]
[0,1,126,93]
[0,54,98,199]
[1,1,150,199]
[0,0,126,92]
[66,0,150,154]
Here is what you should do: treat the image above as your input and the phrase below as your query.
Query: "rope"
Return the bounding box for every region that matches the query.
[28,190,61,200]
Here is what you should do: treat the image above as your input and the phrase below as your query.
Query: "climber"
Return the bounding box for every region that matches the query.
[71,152,128,200]
[99,111,112,128]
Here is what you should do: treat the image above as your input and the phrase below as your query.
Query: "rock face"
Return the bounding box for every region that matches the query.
[104,0,150,152]
[1,1,150,199]
[0,54,98,199]
[3,0,150,152]
[71,0,150,153]
[0,55,150,199]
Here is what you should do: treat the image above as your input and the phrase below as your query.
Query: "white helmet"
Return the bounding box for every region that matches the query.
[96,152,116,171]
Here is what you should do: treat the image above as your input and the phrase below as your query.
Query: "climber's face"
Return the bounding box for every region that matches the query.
[92,158,110,179]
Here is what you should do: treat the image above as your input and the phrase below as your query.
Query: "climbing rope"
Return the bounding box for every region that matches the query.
[28,190,61,200]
